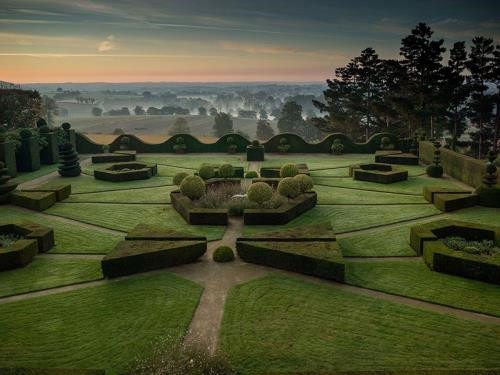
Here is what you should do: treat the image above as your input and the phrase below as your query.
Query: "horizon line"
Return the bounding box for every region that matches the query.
[18,80,325,85]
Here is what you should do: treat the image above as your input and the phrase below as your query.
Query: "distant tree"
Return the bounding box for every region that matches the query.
[259,109,268,120]
[213,112,234,136]
[0,89,41,129]
[113,128,124,135]
[209,107,218,116]
[492,44,500,152]
[175,107,190,115]
[270,108,281,118]
[256,119,275,140]
[142,91,153,100]
[106,107,130,116]
[236,129,250,139]
[277,101,305,134]
[147,106,161,115]
[41,95,58,125]
[169,117,191,135]
[134,105,145,115]
[91,107,103,117]
[56,87,63,92]
[238,109,257,119]
[198,106,207,116]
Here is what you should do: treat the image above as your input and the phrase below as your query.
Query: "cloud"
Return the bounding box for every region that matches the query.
[98,35,116,52]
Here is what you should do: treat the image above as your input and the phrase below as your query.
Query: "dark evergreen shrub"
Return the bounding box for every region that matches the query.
[120,136,130,150]
[294,174,314,193]
[218,163,234,178]
[280,163,299,178]
[278,177,300,199]
[331,138,344,154]
[247,182,273,205]
[36,118,47,128]
[252,139,260,147]
[277,137,290,153]
[180,175,205,199]
[0,161,18,203]
[173,172,189,186]
[213,245,235,262]
[380,136,393,150]
[173,136,187,153]
[58,142,81,177]
[426,140,443,178]
[198,164,215,180]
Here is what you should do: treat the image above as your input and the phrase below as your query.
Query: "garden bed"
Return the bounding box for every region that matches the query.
[349,163,408,184]
[375,150,419,165]
[94,162,157,182]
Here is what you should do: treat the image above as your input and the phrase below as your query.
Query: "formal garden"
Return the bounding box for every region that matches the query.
[0,125,499,375]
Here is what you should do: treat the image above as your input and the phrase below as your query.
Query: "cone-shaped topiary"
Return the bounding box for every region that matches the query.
[120,136,130,150]
[277,137,290,153]
[280,163,299,178]
[213,245,235,262]
[277,177,300,199]
[218,163,234,178]
[409,132,419,156]
[198,164,215,180]
[0,161,18,203]
[247,182,273,205]
[58,142,81,177]
[173,172,189,186]
[483,150,497,188]
[475,150,500,208]
[180,175,205,200]
[426,140,443,178]
[380,136,393,150]
[293,174,314,194]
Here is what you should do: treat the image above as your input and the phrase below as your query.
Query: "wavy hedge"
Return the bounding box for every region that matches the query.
[76,132,402,154]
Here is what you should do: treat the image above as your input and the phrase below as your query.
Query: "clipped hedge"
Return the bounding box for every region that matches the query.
[91,153,135,163]
[350,163,408,184]
[433,193,478,212]
[374,151,418,165]
[0,369,105,375]
[101,239,206,278]
[125,224,206,241]
[21,183,71,202]
[247,144,265,161]
[0,140,17,177]
[10,191,56,211]
[94,162,157,182]
[213,245,235,262]
[170,191,228,225]
[39,130,59,165]
[422,186,472,203]
[3,222,55,253]
[16,133,40,172]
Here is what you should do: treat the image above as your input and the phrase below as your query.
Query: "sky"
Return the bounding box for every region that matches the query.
[0,0,499,83]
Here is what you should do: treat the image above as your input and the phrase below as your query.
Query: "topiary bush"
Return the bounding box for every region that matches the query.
[252,139,260,147]
[19,129,32,139]
[245,171,259,179]
[277,137,290,153]
[226,136,237,154]
[173,136,187,153]
[426,140,443,178]
[180,175,205,200]
[0,161,18,203]
[120,136,130,150]
[331,138,344,155]
[198,164,215,180]
[380,136,393,150]
[293,174,314,194]
[277,177,300,199]
[173,172,189,186]
[280,163,299,178]
[58,142,81,177]
[213,245,235,262]
[36,118,47,128]
[218,163,234,178]
[247,182,273,205]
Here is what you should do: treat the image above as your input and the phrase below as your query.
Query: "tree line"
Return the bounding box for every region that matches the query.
[312,22,499,158]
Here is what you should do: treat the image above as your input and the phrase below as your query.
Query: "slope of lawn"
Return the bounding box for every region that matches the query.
[242,204,441,236]
[0,206,121,253]
[447,206,500,225]
[65,185,176,204]
[46,202,225,240]
[338,223,417,257]
[11,164,61,184]
[315,185,427,205]
[0,272,202,375]
[346,260,500,316]
[0,257,102,297]
[219,275,500,375]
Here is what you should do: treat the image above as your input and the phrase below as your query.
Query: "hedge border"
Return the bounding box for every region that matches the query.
[91,153,135,164]
[94,162,157,182]
[260,163,310,178]
[349,163,408,184]
[170,191,228,225]
[21,183,71,202]
[374,151,419,165]
[125,223,206,241]
[433,193,478,212]
[0,367,105,375]
[422,186,472,203]
[10,191,57,211]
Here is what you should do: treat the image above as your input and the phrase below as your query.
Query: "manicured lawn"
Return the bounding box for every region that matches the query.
[219,275,500,374]
[0,257,102,297]
[262,154,371,170]
[11,164,60,184]
[315,184,427,205]
[338,223,417,257]
[311,164,427,178]
[447,206,500,225]
[46,202,225,240]
[138,154,248,169]
[0,272,202,374]
[346,260,500,316]
[82,162,193,178]
[66,185,176,204]
[242,204,441,236]
[0,206,122,253]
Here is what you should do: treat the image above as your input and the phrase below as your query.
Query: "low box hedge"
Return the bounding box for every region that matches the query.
[375,151,419,165]
[433,193,478,212]
[22,183,71,201]
[410,219,500,284]
[125,224,206,241]
[243,192,317,225]
[91,153,135,163]
[0,224,38,271]
[262,370,500,375]
[237,240,345,282]
[246,145,265,161]
[171,191,228,225]
[0,222,54,253]
[101,239,207,278]
[237,223,336,242]
[350,163,408,184]
[94,162,157,182]
[0,140,17,177]
[422,186,472,203]
[0,368,105,375]
[10,191,56,211]
[260,163,309,178]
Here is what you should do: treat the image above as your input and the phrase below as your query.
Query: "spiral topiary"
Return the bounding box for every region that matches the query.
[277,177,300,199]
[58,142,81,177]
[180,175,205,200]
[173,172,189,186]
[218,163,234,178]
[475,150,499,208]
[245,171,259,179]
[212,245,235,262]
[426,140,443,178]
[247,182,273,205]
[293,174,313,194]
[280,163,299,178]
[61,122,71,131]
[198,165,215,180]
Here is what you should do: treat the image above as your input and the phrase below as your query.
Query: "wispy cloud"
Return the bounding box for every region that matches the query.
[98,34,116,52]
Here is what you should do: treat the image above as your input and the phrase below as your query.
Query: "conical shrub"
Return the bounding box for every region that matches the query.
[0,161,18,203]
[58,142,81,177]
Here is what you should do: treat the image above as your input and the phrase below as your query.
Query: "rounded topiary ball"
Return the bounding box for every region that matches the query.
[278,177,300,199]
[247,182,273,205]
[213,245,235,263]
[426,165,443,178]
[198,165,215,180]
[180,175,205,200]
[19,129,32,139]
[36,118,47,128]
[294,174,313,193]
[218,163,234,178]
[280,163,299,178]
[173,172,189,186]
[61,122,71,131]
[252,140,260,147]
[245,171,259,179]
[381,136,391,147]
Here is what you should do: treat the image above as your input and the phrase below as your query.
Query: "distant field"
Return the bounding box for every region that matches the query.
[57,114,277,139]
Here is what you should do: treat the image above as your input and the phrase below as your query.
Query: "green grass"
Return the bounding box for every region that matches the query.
[242,204,441,236]
[0,257,102,297]
[315,185,427,205]
[46,202,225,240]
[82,162,193,178]
[447,206,500,225]
[0,206,122,253]
[346,260,500,317]
[138,154,248,169]
[11,164,60,184]
[338,223,417,257]
[0,272,202,375]
[65,185,176,204]
[262,154,371,170]
[219,275,500,374]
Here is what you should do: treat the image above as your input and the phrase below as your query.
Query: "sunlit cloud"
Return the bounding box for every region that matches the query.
[98,34,116,52]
